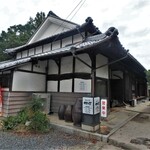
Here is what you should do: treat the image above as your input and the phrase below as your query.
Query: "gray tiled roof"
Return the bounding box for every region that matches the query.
[0,34,109,71]
[32,34,109,59]
[0,58,31,70]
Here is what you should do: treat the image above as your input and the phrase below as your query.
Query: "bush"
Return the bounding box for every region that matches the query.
[29,96,43,112]
[2,96,50,133]
[3,116,18,130]
[16,107,29,124]
[28,110,50,133]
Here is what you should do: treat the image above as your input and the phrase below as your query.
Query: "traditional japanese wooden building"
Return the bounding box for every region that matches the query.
[0,11,147,117]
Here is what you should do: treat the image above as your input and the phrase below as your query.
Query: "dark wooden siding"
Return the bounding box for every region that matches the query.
[50,92,91,113]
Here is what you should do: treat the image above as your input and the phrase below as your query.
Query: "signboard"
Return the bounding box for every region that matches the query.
[101,98,107,118]
[82,97,93,115]
[94,97,100,114]
[82,97,100,115]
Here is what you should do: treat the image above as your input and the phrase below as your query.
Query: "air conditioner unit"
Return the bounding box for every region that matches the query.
[32,93,51,114]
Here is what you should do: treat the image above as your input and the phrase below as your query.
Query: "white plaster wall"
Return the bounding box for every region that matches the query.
[29,48,34,56]
[16,52,21,59]
[35,46,42,54]
[47,81,58,92]
[74,78,91,93]
[28,18,74,44]
[60,79,72,92]
[75,54,91,73]
[12,71,46,91]
[43,43,51,52]
[39,23,69,40]
[33,60,47,73]
[112,71,123,79]
[48,60,58,74]
[18,63,32,71]
[73,34,83,43]
[22,50,28,58]
[61,56,73,74]
[52,41,60,50]
[62,36,72,47]
[96,54,108,79]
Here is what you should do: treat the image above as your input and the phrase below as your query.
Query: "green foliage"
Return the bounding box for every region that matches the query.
[2,116,18,130]
[145,70,150,85]
[0,11,46,61]
[2,96,50,133]
[16,107,29,124]
[29,110,50,133]
[29,96,43,112]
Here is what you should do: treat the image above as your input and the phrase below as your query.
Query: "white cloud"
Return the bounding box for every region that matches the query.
[0,0,150,69]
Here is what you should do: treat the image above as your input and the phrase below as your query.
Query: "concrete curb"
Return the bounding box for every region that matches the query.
[51,111,139,144]
[51,123,103,141]
[107,112,139,139]
[109,139,141,150]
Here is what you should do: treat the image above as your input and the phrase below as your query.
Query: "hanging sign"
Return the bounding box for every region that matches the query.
[101,98,107,118]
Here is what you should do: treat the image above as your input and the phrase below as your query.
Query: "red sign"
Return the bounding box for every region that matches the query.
[101,98,107,118]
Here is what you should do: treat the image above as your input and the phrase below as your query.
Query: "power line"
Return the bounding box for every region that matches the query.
[66,0,84,20]
[51,0,87,45]
[52,0,84,35]
[70,0,86,21]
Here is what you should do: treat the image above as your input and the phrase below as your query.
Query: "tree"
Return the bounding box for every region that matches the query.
[0,12,46,61]
[145,70,150,85]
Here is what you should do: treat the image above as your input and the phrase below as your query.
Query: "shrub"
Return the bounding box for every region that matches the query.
[3,116,18,130]
[2,96,50,133]
[16,107,29,124]
[28,110,50,133]
[29,96,43,112]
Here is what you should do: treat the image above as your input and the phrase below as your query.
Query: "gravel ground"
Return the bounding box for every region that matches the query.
[0,129,92,150]
[0,129,125,150]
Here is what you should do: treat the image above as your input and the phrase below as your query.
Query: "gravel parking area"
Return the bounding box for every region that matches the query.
[0,129,125,150]
[0,129,91,150]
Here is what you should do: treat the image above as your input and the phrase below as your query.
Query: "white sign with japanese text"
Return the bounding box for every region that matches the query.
[101,98,107,117]
[82,97,93,115]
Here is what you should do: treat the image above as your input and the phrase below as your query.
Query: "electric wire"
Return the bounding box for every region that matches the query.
[70,0,86,21]
[52,0,84,35]
[51,0,87,44]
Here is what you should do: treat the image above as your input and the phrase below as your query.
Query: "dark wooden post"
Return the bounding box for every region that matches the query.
[91,54,96,97]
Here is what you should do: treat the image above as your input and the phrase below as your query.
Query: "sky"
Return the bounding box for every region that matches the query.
[0,0,150,69]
